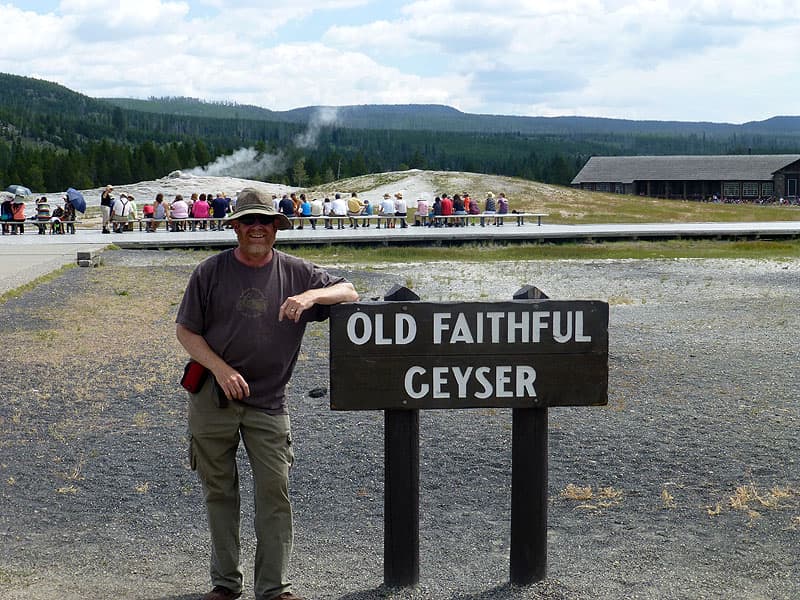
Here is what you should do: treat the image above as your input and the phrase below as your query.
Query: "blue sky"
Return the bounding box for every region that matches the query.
[3,0,800,123]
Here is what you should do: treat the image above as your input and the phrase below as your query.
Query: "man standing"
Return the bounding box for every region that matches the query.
[176,188,358,600]
[100,184,114,234]
[210,193,231,231]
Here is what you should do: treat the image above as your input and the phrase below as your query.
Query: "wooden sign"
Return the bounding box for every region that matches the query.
[330,300,608,410]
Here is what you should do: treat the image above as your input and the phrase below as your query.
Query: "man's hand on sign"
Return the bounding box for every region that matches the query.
[280,294,312,323]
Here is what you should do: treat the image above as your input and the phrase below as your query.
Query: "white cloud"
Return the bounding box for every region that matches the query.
[2,0,800,121]
[0,5,70,60]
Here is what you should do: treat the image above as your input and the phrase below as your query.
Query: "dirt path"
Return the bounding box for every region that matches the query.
[0,252,797,599]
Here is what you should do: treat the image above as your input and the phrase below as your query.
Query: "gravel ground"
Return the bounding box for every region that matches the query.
[0,250,798,600]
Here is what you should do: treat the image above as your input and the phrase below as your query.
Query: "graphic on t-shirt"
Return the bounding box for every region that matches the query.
[236,288,268,318]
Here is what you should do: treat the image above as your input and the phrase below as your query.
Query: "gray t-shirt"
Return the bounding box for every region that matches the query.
[177,248,345,413]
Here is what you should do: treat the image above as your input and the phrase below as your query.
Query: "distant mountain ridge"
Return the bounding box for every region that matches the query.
[101,95,800,137]
[4,71,800,137]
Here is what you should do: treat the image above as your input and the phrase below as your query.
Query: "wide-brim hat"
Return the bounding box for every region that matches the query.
[225,188,292,230]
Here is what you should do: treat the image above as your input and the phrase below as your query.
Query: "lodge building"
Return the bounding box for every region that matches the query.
[571,155,800,201]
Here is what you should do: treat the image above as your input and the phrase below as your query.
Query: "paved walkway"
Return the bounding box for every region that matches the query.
[1,220,799,295]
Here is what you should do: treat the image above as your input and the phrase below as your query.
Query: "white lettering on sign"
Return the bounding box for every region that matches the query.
[346,311,417,345]
[433,310,591,344]
[346,309,592,346]
[404,365,537,401]
[433,312,450,344]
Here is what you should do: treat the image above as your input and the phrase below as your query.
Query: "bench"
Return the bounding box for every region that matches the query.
[290,212,547,229]
[1,218,80,235]
[135,217,225,232]
[417,212,546,227]
[114,212,548,232]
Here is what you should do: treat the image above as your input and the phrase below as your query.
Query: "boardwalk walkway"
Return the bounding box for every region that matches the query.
[1,220,799,294]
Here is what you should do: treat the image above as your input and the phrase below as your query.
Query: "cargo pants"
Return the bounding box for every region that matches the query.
[188,377,294,600]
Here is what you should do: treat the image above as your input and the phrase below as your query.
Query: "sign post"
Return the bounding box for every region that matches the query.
[329,285,609,587]
[510,284,550,585]
[382,285,421,587]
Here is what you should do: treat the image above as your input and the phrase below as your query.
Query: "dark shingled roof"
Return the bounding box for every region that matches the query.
[571,155,800,184]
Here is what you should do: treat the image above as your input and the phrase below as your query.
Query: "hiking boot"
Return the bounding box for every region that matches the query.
[201,585,241,600]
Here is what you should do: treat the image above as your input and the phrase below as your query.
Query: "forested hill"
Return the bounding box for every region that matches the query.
[3,71,800,194]
[103,95,800,137]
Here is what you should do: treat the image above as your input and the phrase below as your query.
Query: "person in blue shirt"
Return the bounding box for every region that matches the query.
[299,194,312,230]
[361,199,373,227]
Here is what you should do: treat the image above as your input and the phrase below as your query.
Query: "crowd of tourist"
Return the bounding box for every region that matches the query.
[272,189,514,230]
[99,185,234,233]
[1,186,518,235]
[1,193,77,235]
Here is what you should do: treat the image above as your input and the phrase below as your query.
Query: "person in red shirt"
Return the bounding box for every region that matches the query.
[11,199,26,234]
[440,193,454,226]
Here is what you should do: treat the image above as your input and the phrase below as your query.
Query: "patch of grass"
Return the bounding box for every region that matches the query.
[706,484,799,523]
[0,263,76,304]
[282,239,800,264]
[599,486,623,501]
[560,484,623,510]
[607,295,636,306]
[562,484,593,501]
[59,457,85,482]
[661,488,677,509]
[729,484,790,511]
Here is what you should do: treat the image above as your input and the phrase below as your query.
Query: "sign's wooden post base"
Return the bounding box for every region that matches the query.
[510,406,548,584]
[384,409,420,587]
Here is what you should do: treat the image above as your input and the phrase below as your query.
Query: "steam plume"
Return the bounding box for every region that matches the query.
[294,106,339,149]
[188,148,285,179]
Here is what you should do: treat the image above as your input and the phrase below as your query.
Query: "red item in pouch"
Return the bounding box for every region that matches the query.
[181,360,208,393]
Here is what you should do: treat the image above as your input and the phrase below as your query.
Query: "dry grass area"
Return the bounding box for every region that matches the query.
[3,265,186,373]
[0,264,190,462]
[560,484,624,511]
[305,169,800,225]
[70,169,800,228]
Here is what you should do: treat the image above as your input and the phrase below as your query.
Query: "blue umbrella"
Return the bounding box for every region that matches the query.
[6,184,32,196]
[66,188,86,213]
